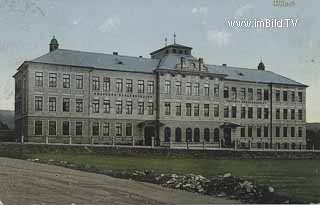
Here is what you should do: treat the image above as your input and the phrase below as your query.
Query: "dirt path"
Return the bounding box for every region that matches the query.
[0,157,238,205]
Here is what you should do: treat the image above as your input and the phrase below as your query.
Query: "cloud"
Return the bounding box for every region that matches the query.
[207,30,231,47]
[98,16,120,33]
[234,4,253,18]
[191,7,208,17]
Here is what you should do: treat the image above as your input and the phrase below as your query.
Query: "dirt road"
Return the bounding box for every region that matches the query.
[0,157,238,205]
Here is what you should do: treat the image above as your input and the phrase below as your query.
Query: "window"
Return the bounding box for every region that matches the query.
[194,104,199,116]
[103,100,110,113]
[126,79,133,93]
[291,109,295,120]
[62,121,70,135]
[103,123,110,136]
[63,98,70,112]
[126,100,132,114]
[204,104,210,117]
[214,128,220,142]
[291,127,295,137]
[239,88,246,100]
[241,127,245,137]
[214,104,219,117]
[298,127,303,137]
[276,127,280,137]
[126,123,132,136]
[224,106,229,118]
[116,79,123,92]
[241,107,246,119]
[63,74,70,88]
[35,96,43,111]
[283,109,288,119]
[93,99,99,113]
[104,77,110,91]
[248,107,253,119]
[115,123,122,136]
[194,83,199,96]
[138,80,144,93]
[214,84,219,97]
[34,121,42,135]
[48,121,56,135]
[35,72,43,87]
[76,122,82,136]
[49,97,56,112]
[257,89,262,100]
[147,81,154,94]
[175,128,182,142]
[204,128,210,142]
[231,106,237,118]
[194,128,200,142]
[231,87,237,99]
[248,126,252,137]
[49,73,57,87]
[223,86,229,98]
[164,127,171,142]
[186,103,192,116]
[186,82,192,96]
[298,92,303,102]
[116,100,123,114]
[165,102,171,115]
[248,88,253,100]
[176,103,181,116]
[283,91,288,101]
[276,90,280,101]
[264,108,269,119]
[175,81,181,95]
[276,108,280,119]
[165,80,171,94]
[264,90,269,101]
[283,126,288,137]
[92,122,99,136]
[92,76,100,90]
[298,109,303,120]
[291,91,295,102]
[138,102,144,115]
[257,126,261,137]
[148,102,153,115]
[76,75,83,89]
[204,83,209,96]
[76,99,83,112]
[264,126,269,137]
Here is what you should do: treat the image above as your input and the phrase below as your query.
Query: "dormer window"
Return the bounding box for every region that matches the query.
[166,50,169,54]
[185,50,189,55]
[173,49,176,53]
[179,50,183,54]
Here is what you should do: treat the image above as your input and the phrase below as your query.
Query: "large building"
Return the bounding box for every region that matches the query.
[13,37,308,149]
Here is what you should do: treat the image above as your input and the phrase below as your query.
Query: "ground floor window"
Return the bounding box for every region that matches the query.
[194,128,200,142]
[115,123,122,136]
[76,122,82,136]
[175,128,181,142]
[164,127,171,142]
[34,120,42,135]
[214,128,219,142]
[103,123,110,136]
[126,123,132,136]
[48,121,56,135]
[204,128,210,142]
[291,143,296,149]
[62,121,70,135]
[92,122,99,136]
[186,128,192,142]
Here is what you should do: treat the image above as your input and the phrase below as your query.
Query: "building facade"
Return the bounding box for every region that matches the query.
[13,37,308,149]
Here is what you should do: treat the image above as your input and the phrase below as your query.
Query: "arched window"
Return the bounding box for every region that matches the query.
[186,128,192,142]
[175,127,182,142]
[214,128,220,142]
[194,128,200,142]
[265,143,269,149]
[164,127,171,142]
[291,143,296,150]
[204,128,210,142]
[284,143,289,149]
[257,143,261,149]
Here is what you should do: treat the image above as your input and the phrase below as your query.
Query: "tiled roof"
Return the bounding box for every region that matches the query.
[30,49,307,87]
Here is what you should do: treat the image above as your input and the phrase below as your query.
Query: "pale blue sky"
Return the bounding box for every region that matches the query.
[0,0,319,122]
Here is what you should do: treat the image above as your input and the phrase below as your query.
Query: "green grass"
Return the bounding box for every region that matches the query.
[28,153,320,203]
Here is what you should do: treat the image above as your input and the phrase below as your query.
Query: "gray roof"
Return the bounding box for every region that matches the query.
[30,49,307,87]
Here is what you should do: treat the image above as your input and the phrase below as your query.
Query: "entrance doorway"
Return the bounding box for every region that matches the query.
[223,128,232,147]
[144,127,155,146]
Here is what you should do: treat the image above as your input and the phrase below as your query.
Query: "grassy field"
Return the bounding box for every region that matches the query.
[27,153,320,203]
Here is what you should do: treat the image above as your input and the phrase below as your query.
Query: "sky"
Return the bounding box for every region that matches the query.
[0,0,319,122]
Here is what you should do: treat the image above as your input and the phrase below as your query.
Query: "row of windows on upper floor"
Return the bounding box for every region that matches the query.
[31,72,304,102]
[34,96,154,115]
[163,102,304,120]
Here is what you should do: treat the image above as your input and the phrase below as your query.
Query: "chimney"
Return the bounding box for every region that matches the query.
[222,64,227,67]
[139,56,143,58]
[113,52,118,55]
[257,61,265,70]
[198,58,203,70]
